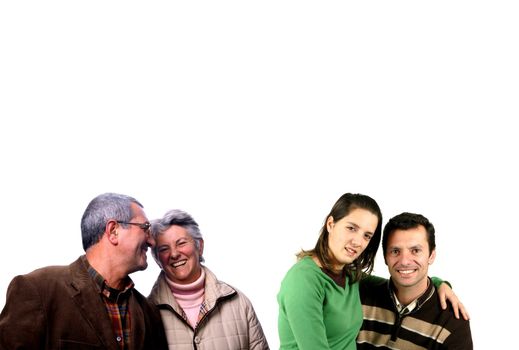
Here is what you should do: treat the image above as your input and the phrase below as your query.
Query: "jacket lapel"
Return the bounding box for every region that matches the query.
[67,258,116,350]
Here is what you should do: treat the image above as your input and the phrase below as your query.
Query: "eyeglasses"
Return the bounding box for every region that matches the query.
[117,221,151,233]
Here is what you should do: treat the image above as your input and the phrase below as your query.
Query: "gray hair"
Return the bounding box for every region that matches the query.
[151,209,204,262]
[81,193,143,251]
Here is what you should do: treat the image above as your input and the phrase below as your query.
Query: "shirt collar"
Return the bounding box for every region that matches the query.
[81,255,134,302]
[388,277,435,314]
[393,292,418,314]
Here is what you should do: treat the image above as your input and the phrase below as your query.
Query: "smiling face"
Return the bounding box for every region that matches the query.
[385,225,436,293]
[326,208,379,272]
[116,203,154,274]
[156,225,204,285]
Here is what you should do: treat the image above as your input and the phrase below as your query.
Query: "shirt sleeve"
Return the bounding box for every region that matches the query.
[360,274,448,288]
[360,273,387,285]
[444,319,473,350]
[431,276,450,288]
[243,294,270,350]
[278,265,331,350]
[0,275,46,349]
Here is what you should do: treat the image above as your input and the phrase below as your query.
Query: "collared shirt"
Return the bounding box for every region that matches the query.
[358,276,473,349]
[82,256,134,350]
[393,293,418,314]
[391,278,430,315]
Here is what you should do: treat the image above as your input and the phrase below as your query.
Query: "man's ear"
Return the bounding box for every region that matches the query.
[106,220,119,245]
[428,249,436,265]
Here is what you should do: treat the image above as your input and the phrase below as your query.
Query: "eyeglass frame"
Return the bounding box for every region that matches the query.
[116,221,151,233]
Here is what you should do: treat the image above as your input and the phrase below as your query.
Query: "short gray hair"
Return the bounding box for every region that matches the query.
[80,193,143,251]
[151,209,204,262]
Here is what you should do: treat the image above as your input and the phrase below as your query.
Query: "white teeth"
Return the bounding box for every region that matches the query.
[172,260,187,268]
[399,270,414,274]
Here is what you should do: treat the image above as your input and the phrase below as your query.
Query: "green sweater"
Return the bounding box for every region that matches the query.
[277,256,362,350]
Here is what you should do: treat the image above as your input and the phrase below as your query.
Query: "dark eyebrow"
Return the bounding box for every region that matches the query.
[345,221,374,236]
[345,221,359,228]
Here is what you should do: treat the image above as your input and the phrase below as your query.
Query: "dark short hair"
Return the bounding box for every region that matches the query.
[382,212,436,256]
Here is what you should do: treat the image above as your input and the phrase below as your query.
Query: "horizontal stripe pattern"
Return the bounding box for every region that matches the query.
[357,277,473,349]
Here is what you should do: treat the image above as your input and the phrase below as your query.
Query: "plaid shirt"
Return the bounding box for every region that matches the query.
[83,257,134,350]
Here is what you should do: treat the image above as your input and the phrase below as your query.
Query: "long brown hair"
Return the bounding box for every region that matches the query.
[297,193,382,283]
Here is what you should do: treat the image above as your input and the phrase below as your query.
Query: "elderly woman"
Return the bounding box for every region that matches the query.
[148,209,269,350]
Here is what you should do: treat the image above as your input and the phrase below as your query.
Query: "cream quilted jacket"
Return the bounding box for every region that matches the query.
[148,266,269,350]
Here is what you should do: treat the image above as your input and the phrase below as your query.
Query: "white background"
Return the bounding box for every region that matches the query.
[1,2,517,349]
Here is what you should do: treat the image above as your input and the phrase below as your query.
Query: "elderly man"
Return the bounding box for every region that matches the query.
[0,193,168,350]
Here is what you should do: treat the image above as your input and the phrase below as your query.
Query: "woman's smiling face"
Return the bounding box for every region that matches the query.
[156,225,204,284]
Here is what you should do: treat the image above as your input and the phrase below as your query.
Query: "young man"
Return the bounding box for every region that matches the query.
[357,212,473,349]
[0,193,168,350]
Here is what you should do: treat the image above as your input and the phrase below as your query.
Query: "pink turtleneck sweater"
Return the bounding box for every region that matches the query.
[165,269,206,328]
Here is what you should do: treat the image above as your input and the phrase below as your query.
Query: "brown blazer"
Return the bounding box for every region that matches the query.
[0,256,168,350]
